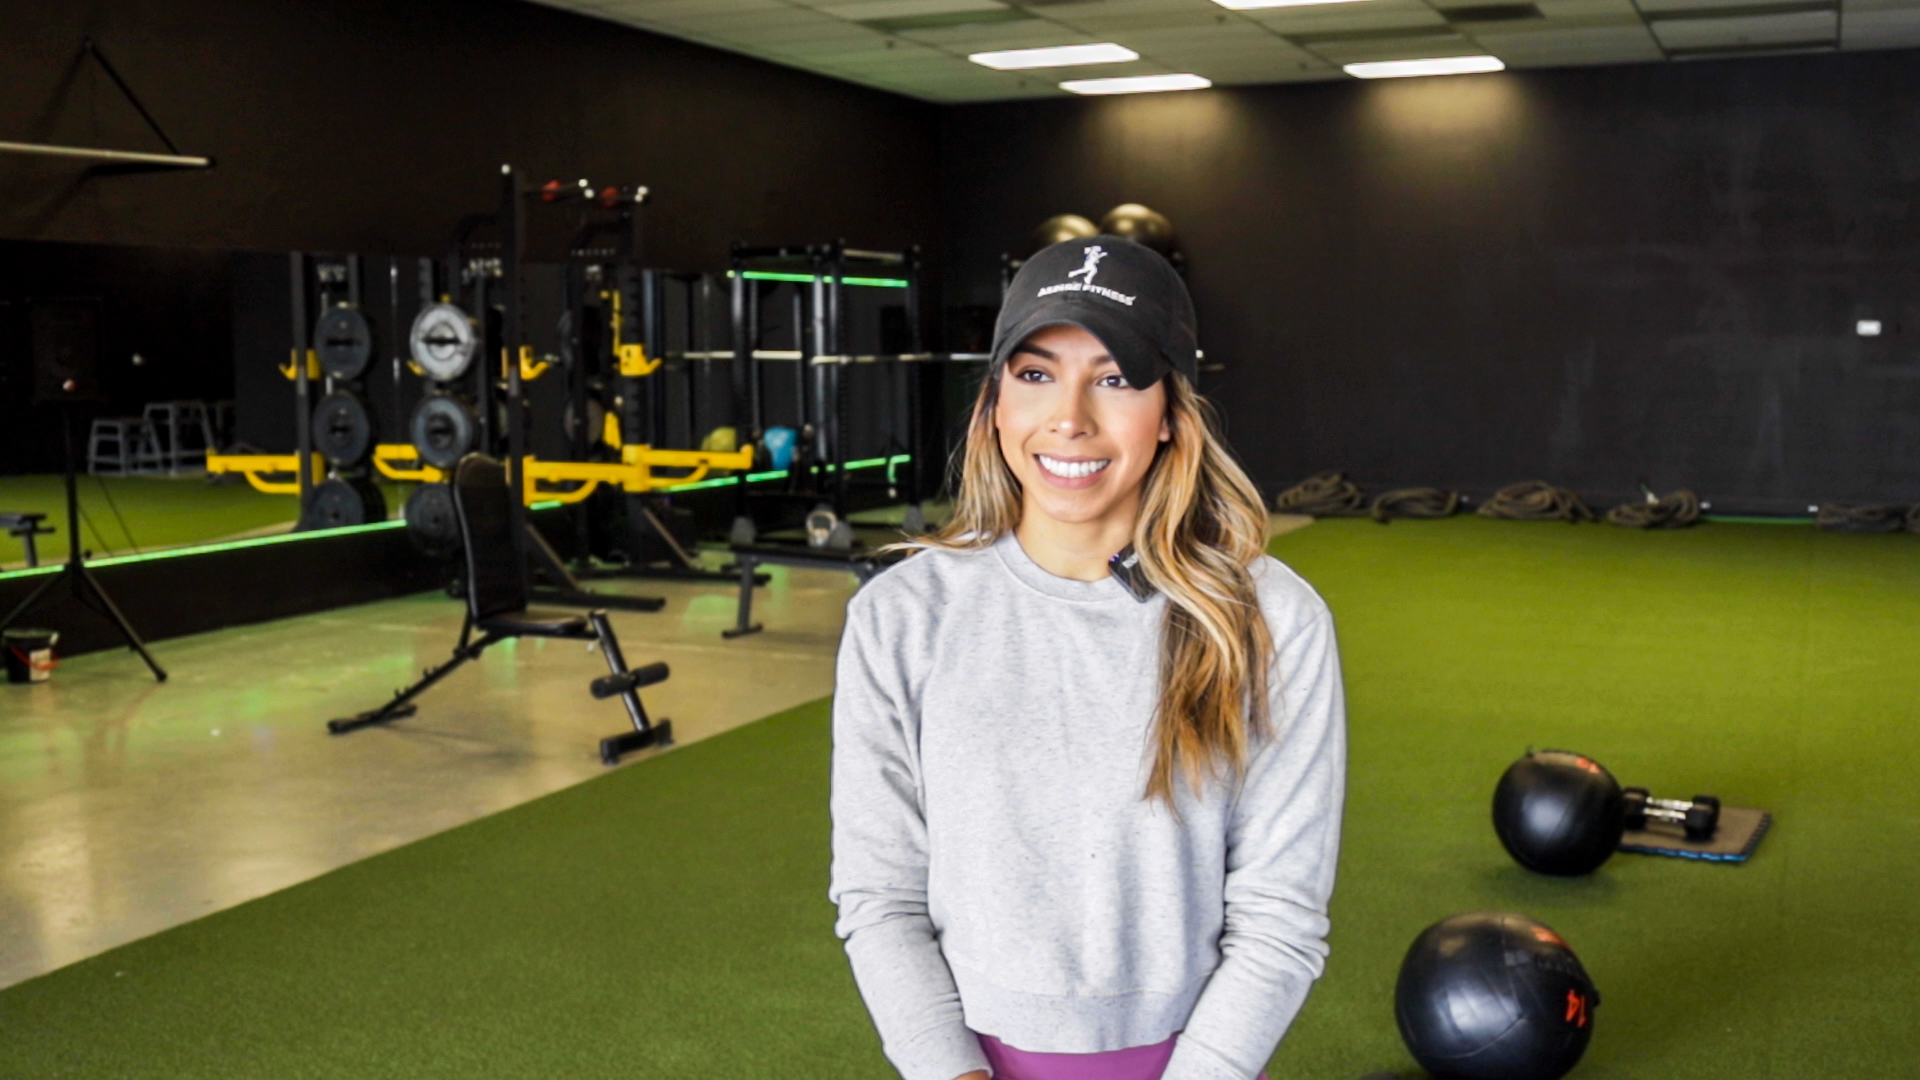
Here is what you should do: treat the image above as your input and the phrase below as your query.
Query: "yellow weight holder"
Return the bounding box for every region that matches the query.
[521,444,754,504]
[501,345,552,382]
[206,452,326,495]
[617,343,656,377]
[520,345,552,382]
[372,443,446,483]
[606,288,661,377]
[278,349,322,381]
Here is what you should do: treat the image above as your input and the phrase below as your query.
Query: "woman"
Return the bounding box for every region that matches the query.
[828,236,1346,1080]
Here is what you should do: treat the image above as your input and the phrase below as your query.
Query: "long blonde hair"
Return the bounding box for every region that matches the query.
[911,367,1275,808]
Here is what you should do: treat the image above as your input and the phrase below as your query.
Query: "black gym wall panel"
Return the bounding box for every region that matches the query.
[938,51,1920,514]
[0,239,232,474]
[0,0,940,274]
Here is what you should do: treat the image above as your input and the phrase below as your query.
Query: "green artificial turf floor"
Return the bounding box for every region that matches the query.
[0,474,409,565]
[3,515,1917,1078]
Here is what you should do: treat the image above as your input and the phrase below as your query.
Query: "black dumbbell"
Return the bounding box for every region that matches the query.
[1622,788,1720,840]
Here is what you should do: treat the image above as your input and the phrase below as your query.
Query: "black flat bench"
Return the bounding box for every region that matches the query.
[724,541,911,638]
[0,513,56,568]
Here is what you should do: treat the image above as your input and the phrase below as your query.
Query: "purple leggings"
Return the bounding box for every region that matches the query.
[975,1032,1270,1080]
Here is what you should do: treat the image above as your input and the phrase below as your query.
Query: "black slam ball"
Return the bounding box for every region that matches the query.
[1395,912,1601,1080]
[1491,750,1626,876]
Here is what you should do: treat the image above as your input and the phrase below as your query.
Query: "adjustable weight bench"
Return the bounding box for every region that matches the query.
[328,454,672,765]
[722,540,909,638]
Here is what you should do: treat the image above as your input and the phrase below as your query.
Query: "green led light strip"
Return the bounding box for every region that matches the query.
[0,459,913,581]
[0,519,407,583]
[662,454,911,493]
[728,270,909,289]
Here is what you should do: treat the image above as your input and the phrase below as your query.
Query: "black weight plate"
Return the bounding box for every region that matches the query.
[313,390,374,466]
[410,393,478,469]
[301,478,387,531]
[315,307,374,381]
[404,483,460,556]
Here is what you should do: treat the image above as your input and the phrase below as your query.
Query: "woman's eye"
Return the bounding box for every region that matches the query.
[1101,374,1131,389]
[1016,368,1049,382]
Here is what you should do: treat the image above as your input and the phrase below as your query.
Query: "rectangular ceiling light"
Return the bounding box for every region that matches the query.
[1211,0,1374,10]
[1060,73,1212,94]
[970,43,1139,68]
[1344,55,1505,77]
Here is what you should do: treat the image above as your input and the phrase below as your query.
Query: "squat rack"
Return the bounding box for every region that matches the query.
[723,241,964,541]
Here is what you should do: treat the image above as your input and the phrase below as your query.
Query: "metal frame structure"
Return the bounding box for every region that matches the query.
[725,241,949,539]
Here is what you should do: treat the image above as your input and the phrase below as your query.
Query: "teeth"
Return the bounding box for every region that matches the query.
[1038,455,1110,479]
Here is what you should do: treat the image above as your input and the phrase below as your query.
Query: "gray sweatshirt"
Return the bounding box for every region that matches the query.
[828,531,1346,1080]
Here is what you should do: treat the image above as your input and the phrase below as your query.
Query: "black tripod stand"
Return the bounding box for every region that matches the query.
[0,407,167,682]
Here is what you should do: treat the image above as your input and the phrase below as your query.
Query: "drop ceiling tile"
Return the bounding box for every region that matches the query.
[818,49,969,69]
[1300,31,1479,58]
[720,25,897,47]
[893,18,1095,45]
[655,7,851,32]
[760,37,919,57]
[813,0,1006,16]
[1248,3,1450,36]
[1532,0,1640,15]
[1840,4,1920,44]
[1637,0,1828,12]
[1649,8,1836,47]
[526,0,1910,103]
[596,0,789,18]
[1033,0,1226,21]
[1211,61,1345,80]
[1115,21,1278,45]
[1498,42,1664,62]
[1472,14,1652,42]
[1197,50,1342,75]
[1052,9,1238,30]
[1124,30,1323,63]
[1486,22,1664,57]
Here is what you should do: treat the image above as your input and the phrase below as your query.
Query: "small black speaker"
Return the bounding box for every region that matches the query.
[31,299,102,404]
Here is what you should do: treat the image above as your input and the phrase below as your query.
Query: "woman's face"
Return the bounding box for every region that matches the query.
[994,323,1170,531]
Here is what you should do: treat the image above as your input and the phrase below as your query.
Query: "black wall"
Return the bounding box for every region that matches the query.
[1,0,944,474]
[10,0,1920,511]
[0,0,939,272]
[941,51,1920,514]
[0,239,232,473]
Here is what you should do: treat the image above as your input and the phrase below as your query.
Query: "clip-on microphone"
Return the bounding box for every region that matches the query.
[1109,544,1157,603]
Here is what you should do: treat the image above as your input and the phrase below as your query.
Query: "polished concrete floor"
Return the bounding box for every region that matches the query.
[0,552,860,990]
[0,514,1312,991]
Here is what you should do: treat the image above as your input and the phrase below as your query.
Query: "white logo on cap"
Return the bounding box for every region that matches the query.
[1037,244,1136,306]
[1068,245,1107,285]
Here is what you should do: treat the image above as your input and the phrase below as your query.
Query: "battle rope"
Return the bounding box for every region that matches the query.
[1274,471,1367,517]
[1476,481,1595,523]
[1605,489,1701,529]
[1816,503,1911,533]
[1371,488,1460,523]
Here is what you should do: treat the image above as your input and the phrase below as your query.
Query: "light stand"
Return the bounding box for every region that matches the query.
[0,405,167,682]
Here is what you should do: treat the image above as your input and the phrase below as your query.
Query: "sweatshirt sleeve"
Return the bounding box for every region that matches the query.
[827,591,991,1080]
[1161,591,1348,1080]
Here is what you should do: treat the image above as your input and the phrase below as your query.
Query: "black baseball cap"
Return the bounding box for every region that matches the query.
[990,235,1198,391]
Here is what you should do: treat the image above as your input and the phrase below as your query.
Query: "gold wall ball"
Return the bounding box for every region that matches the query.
[1098,203,1177,255]
[1031,213,1098,255]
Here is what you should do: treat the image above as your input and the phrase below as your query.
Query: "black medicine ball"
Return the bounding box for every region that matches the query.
[1395,912,1600,1080]
[1492,750,1626,876]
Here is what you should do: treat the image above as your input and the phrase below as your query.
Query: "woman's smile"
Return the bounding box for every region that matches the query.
[1035,454,1112,486]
